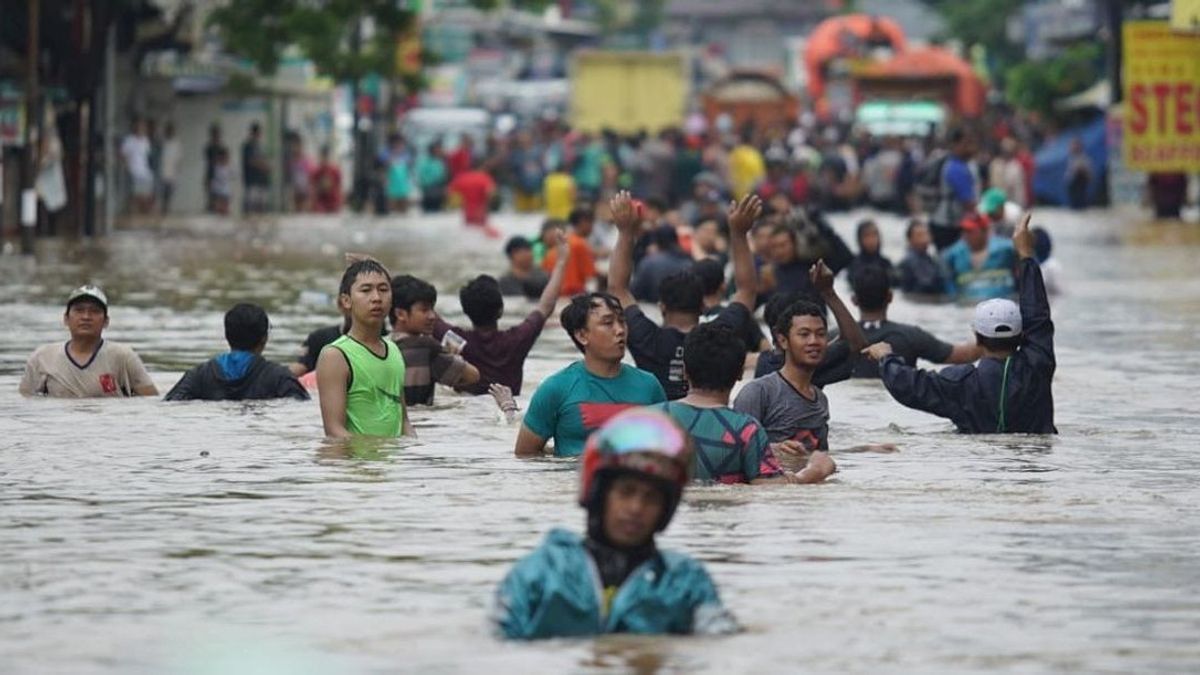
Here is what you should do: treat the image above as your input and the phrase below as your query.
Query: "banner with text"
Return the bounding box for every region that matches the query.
[1122,21,1200,171]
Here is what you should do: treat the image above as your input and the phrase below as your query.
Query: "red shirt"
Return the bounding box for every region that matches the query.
[312,163,342,212]
[447,148,472,179]
[450,170,496,225]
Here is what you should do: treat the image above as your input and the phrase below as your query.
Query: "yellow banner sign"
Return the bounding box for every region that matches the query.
[1122,21,1200,171]
[1172,0,1200,32]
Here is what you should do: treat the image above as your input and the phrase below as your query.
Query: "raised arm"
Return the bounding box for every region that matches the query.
[606,190,640,308]
[316,347,352,438]
[536,234,570,317]
[1012,212,1055,374]
[871,347,966,422]
[727,194,762,310]
[810,259,867,353]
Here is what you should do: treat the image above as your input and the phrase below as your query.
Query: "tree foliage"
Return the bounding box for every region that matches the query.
[1004,42,1104,117]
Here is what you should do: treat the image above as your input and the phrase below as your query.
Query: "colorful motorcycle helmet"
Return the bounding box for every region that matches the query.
[579,408,694,532]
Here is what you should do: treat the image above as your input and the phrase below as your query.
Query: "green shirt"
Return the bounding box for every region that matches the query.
[326,335,406,437]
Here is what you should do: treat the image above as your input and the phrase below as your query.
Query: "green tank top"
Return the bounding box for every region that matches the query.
[328,334,406,437]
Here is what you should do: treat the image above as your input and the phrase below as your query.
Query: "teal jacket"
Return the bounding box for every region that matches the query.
[492,528,738,640]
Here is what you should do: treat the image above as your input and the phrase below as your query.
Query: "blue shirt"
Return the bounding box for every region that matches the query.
[944,156,977,204]
[942,236,1018,302]
[523,361,667,457]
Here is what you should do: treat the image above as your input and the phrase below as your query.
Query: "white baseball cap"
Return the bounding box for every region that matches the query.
[973,299,1022,338]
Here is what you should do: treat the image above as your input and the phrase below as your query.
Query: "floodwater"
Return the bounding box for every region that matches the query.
[1,207,1198,674]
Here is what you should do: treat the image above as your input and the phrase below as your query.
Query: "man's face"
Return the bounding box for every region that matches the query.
[399,301,438,335]
[510,247,534,272]
[769,231,796,264]
[341,272,391,328]
[779,315,828,369]
[860,227,881,255]
[579,302,627,362]
[603,474,665,548]
[694,221,719,251]
[64,301,108,340]
[963,226,989,252]
[909,224,931,252]
[575,218,594,238]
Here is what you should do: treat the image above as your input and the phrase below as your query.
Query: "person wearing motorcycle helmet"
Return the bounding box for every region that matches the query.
[492,408,738,640]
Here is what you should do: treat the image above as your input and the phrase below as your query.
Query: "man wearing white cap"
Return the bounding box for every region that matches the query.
[19,286,159,398]
[862,213,1055,434]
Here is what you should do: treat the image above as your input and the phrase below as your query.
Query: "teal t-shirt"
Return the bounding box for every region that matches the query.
[658,401,781,484]
[943,237,1018,302]
[523,361,667,457]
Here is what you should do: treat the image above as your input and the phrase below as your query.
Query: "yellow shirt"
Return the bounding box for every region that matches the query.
[543,172,576,220]
[729,144,766,199]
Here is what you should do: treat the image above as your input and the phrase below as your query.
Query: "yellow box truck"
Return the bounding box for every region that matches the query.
[569,51,689,134]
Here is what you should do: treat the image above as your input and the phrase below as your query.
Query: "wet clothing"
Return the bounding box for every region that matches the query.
[700,303,765,354]
[296,325,343,374]
[658,401,782,484]
[392,333,469,406]
[165,352,308,402]
[943,237,1018,302]
[324,335,406,437]
[839,320,954,379]
[523,361,667,457]
[541,233,596,297]
[846,253,898,287]
[931,156,977,250]
[497,269,549,300]
[625,303,753,401]
[20,340,155,398]
[543,172,575,220]
[493,528,736,640]
[449,170,495,226]
[432,311,546,396]
[733,371,831,451]
[898,249,951,296]
[879,258,1056,434]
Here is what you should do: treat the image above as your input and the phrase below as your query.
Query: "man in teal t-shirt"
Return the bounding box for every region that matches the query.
[943,213,1018,303]
[516,293,666,457]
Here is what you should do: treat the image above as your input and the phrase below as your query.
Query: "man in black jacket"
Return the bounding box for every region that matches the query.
[166,303,308,402]
[862,212,1055,434]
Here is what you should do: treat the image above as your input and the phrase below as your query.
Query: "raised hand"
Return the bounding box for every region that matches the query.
[554,228,570,265]
[1013,211,1035,260]
[727,193,763,236]
[608,190,640,234]
[809,258,834,296]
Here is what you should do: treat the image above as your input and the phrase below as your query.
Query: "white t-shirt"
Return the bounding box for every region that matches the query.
[121,134,152,180]
[160,138,182,182]
[20,340,155,398]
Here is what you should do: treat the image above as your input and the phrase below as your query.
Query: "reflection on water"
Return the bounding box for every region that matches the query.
[2,207,1199,672]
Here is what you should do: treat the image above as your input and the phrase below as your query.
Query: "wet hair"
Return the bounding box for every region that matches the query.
[568,207,594,228]
[683,322,745,392]
[224,302,269,352]
[763,291,823,333]
[651,225,680,251]
[976,333,1021,352]
[856,219,878,249]
[691,258,725,296]
[850,266,891,312]
[390,274,437,327]
[504,235,532,258]
[657,271,704,315]
[905,219,927,241]
[460,275,503,327]
[772,300,827,341]
[338,259,391,297]
[561,292,622,354]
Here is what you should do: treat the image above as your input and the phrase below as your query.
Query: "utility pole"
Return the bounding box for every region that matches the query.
[21,0,40,255]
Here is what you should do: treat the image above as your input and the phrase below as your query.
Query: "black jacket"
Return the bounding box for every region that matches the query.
[165,355,309,402]
[879,258,1055,434]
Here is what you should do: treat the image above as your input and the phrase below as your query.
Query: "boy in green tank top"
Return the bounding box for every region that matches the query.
[316,260,411,438]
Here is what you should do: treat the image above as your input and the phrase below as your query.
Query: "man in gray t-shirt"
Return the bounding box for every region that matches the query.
[733,371,830,450]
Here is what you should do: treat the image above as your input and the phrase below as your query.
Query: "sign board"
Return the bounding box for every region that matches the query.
[1171,0,1200,32]
[1122,21,1200,172]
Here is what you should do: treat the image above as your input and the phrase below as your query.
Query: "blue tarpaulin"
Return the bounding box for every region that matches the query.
[1032,115,1108,206]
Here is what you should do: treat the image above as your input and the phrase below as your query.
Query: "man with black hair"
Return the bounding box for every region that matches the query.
[166,303,308,401]
[541,212,597,297]
[928,127,978,252]
[897,219,951,297]
[610,191,763,400]
[631,225,694,303]
[659,323,836,485]
[843,266,979,379]
[432,237,570,396]
[390,275,479,406]
[21,285,158,398]
[734,262,868,459]
[693,258,768,356]
[498,236,550,300]
[864,213,1056,434]
[761,212,853,298]
[241,122,271,214]
[514,292,666,458]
